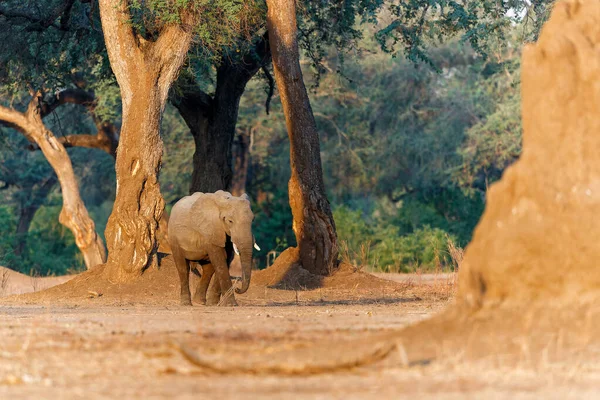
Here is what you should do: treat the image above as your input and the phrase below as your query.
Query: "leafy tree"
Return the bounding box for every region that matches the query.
[0,103,116,274]
[456,51,522,193]
[0,0,119,270]
[170,35,272,194]
[0,91,108,269]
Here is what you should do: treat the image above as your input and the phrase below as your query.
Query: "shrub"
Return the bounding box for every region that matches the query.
[372,226,456,272]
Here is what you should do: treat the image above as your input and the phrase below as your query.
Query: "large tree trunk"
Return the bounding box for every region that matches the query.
[99,0,193,281]
[172,38,270,194]
[266,0,338,276]
[0,94,107,269]
[14,175,58,257]
[173,79,233,194]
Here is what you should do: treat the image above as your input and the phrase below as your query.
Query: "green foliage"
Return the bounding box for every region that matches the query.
[128,0,265,61]
[374,0,555,64]
[332,206,374,255]
[26,203,85,275]
[392,188,485,246]
[251,188,297,267]
[0,206,17,265]
[0,1,109,96]
[0,203,84,276]
[238,28,522,271]
[455,55,522,192]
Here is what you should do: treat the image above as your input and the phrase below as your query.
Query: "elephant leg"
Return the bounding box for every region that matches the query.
[173,249,192,306]
[206,275,222,306]
[208,248,237,307]
[194,263,214,305]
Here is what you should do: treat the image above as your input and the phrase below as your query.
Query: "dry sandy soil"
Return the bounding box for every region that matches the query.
[0,263,597,399]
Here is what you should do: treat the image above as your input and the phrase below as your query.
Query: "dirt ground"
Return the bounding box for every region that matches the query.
[0,263,597,399]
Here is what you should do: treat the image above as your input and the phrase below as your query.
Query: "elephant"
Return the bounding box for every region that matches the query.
[168,190,255,306]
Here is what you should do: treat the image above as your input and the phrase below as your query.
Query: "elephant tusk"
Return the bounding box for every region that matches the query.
[233,243,240,255]
[254,243,261,251]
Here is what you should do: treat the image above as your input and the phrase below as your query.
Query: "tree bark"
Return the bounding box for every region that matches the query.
[172,37,270,194]
[266,0,339,275]
[14,175,58,257]
[99,0,194,280]
[0,94,106,269]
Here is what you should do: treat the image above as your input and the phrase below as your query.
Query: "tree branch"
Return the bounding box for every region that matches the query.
[0,103,31,137]
[152,22,195,103]
[40,88,96,118]
[262,66,275,115]
[0,89,119,158]
[29,132,116,157]
[98,0,141,92]
[36,89,119,158]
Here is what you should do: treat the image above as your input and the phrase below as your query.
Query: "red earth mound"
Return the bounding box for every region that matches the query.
[457,0,600,309]
[252,247,401,291]
[5,257,182,306]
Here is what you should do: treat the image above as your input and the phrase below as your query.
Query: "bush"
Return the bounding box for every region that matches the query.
[334,205,458,272]
[333,206,374,254]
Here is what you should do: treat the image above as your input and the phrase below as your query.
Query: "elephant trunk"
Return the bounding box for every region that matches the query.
[234,237,253,294]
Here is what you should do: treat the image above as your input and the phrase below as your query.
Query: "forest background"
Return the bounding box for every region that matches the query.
[0,1,540,276]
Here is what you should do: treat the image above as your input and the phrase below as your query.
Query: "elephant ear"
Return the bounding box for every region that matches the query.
[190,194,226,248]
[214,190,232,199]
[240,193,251,202]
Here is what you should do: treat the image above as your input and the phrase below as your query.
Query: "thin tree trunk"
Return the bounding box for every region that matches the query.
[14,175,58,257]
[266,0,338,275]
[172,38,270,194]
[231,129,251,196]
[0,94,107,269]
[14,206,36,257]
[99,0,194,280]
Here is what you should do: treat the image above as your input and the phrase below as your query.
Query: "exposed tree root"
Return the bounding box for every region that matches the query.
[175,339,398,375]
